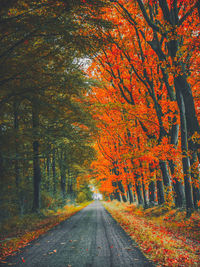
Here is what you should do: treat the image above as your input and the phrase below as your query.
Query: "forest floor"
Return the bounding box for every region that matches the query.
[103,201,200,266]
[0,202,90,261]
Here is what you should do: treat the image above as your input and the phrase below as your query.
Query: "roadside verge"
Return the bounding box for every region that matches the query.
[103,201,200,266]
[0,202,91,261]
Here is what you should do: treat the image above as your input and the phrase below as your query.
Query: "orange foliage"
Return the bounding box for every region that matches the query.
[86,0,200,202]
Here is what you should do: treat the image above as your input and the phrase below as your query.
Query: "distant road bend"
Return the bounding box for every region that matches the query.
[1,201,153,267]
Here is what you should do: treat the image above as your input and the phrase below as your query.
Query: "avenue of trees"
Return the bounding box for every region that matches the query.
[0,0,110,220]
[88,0,200,216]
[1,0,199,221]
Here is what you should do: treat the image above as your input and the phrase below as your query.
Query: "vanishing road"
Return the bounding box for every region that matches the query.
[1,201,153,267]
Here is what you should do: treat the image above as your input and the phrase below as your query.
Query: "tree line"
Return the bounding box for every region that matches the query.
[88,0,200,216]
[0,0,110,219]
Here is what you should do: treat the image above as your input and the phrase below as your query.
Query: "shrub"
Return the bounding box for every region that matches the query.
[76,192,88,203]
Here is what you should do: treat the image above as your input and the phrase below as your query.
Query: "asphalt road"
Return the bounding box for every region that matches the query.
[1,201,154,267]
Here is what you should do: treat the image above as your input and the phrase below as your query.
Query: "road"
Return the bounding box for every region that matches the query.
[1,201,154,267]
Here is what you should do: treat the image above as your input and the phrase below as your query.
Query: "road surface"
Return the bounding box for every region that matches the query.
[1,201,154,267]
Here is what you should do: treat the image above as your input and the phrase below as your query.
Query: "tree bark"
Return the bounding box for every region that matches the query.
[13,100,24,215]
[169,159,185,207]
[14,101,20,188]
[118,181,127,202]
[159,160,171,187]
[113,189,121,202]
[52,147,56,195]
[176,88,194,216]
[61,169,66,201]
[127,183,134,204]
[32,98,42,212]
[46,151,50,192]
[142,176,148,208]
[190,151,200,209]
[135,176,143,205]
[156,173,165,205]
[174,75,200,148]
[168,122,185,207]
[149,181,156,205]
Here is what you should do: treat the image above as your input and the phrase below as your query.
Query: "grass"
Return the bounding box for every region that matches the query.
[0,202,91,261]
[103,201,200,267]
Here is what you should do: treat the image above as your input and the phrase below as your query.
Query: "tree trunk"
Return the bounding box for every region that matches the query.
[168,122,185,207]
[127,183,134,204]
[118,181,127,202]
[142,176,148,208]
[13,101,24,215]
[58,149,67,204]
[135,178,143,205]
[190,151,200,209]
[14,101,20,189]
[46,152,50,192]
[32,99,41,212]
[110,194,114,201]
[174,75,200,147]
[149,181,155,205]
[176,88,194,216]
[61,169,66,202]
[169,159,185,208]
[156,173,165,205]
[52,147,56,195]
[114,189,121,202]
[159,160,171,187]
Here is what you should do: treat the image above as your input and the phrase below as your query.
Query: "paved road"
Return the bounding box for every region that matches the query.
[1,201,153,267]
